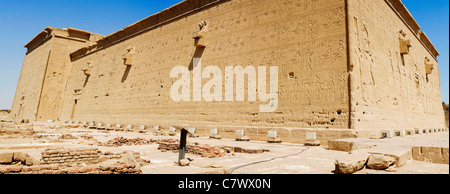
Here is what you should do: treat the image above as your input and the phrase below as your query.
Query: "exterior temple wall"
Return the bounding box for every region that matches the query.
[11,0,446,143]
[11,28,103,122]
[347,0,445,130]
[59,0,349,133]
[11,39,53,121]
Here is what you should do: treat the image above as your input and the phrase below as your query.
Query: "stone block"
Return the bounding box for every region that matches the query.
[414,146,448,164]
[369,149,412,168]
[13,152,29,163]
[334,152,370,174]
[235,129,245,138]
[210,128,218,136]
[210,128,222,139]
[0,152,13,164]
[366,154,396,170]
[267,130,281,143]
[328,140,352,152]
[268,130,278,139]
[126,124,134,132]
[235,129,250,141]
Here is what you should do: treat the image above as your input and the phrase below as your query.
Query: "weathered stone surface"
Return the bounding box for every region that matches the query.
[334,152,370,174]
[367,154,396,170]
[13,152,29,163]
[0,153,14,164]
[413,146,449,164]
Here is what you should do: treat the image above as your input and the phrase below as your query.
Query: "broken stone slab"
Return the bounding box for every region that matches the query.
[368,147,412,168]
[328,139,375,152]
[334,151,370,174]
[366,154,396,170]
[0,152,13,164]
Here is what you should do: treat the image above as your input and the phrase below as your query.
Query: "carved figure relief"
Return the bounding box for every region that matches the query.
[357,23,377,104]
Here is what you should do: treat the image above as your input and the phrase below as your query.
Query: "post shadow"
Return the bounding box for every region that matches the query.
[83,75,90,87]
[121,65,132,83]
[188,46,205,71]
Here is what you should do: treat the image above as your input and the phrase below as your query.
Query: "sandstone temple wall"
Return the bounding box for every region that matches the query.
[11,34,53,122]
[11,28,103,122]
[11,0,447,142]
[59,0,350,131]
[347,0,445,130]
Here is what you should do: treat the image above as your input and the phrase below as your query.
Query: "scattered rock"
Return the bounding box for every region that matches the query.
[0,153,13,164]
[179,159,190,166]
[334,152,369,174]
[366,154,396,170]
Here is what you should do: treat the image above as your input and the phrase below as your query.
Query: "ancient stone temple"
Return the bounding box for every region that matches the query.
[11,0,447,143]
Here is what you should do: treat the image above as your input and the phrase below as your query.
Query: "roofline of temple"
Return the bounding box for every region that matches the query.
[69,0,229,61]
[68,0,440,61]
[24,27,104,54]
[385,0,440,59]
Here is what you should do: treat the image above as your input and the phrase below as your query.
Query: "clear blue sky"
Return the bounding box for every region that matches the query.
[0,0,448,110]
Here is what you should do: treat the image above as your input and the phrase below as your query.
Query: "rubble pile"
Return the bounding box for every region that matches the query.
[98,137,154,147]
[0,148,145,174]
[157,139,268,158]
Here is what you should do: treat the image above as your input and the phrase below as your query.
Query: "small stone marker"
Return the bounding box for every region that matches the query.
[236,129,250,141]
[381,130,393,138]
[210,128,221,139]
[188,128,198,137]
[267,130,281,143]
[169,127,177,136]
[138,125,146,133]
[126,124,133,132]
[305,132,320,146]
[395,130,405,137]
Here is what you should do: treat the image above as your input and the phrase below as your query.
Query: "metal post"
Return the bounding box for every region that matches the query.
[178,129,188,164]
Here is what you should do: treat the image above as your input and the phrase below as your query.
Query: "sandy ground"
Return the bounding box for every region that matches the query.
[1,121,448,174]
